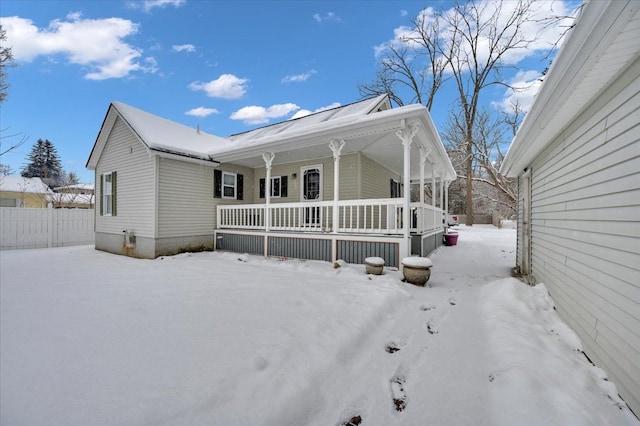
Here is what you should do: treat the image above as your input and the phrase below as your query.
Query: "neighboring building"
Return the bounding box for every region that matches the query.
[86,95,456,266]
[501,0,639,415]
[0,176,52,208]
[51,184,95,209]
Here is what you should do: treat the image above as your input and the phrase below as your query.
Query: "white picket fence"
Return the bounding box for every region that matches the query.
[0,206,94,250]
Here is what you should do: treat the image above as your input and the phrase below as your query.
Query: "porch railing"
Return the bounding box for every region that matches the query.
[217,199,444,235]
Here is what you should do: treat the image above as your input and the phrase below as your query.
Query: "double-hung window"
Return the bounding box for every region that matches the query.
[259,176,287,198]
[101,172,116,216]
[222,172,237,199]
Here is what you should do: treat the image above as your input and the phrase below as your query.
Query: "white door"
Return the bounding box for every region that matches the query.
[301,165,322,225]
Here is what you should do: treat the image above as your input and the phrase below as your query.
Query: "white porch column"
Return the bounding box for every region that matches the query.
[444,180,450,216]
[329,138,345,234]
[396,121,419,257]
[419,148,431,232]
[262,152,275,232]
[439,171,444,209]
[431,162,436,207]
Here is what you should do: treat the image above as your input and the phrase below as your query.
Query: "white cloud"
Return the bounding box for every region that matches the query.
[1,14,155,80]
[185,107,219,117]
[172,44,195,53]
[313,12,342,23]
[230,103,300,125]
[129,0,186,12]
[188,74,249,99]
[290,102,341,120]
[376,1,576,66]
[494,70,543,114]
[281,70,316,83]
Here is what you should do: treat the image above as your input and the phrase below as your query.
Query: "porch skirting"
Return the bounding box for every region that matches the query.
[214,229,443,268]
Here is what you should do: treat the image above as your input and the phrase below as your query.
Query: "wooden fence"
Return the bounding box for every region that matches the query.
[0,206,94,250]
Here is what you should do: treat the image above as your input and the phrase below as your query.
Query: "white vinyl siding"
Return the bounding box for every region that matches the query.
[360,154,402,199]
[158,159,254,237]
[527,70,640,412]
[95,117,155,238]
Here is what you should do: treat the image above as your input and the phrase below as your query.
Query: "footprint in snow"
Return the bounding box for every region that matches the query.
[341,415,362,426]
[419,304,436,311]
[448,297,457,306]
[390,376,408,412]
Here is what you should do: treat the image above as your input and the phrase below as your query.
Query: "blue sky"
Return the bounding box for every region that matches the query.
[1,0,574,184]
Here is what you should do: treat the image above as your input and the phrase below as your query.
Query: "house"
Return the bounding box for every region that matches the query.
[500,0,640,415]
[51,183,95,209]
[0,176,53,208]
[86,94,456,267]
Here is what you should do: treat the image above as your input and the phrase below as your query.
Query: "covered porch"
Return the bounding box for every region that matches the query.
[212,100,456,266]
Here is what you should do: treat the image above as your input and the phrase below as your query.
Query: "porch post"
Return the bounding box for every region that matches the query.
[329,139,345,235]
[419,148,431,232]
[262,152,275,232]
[431,163,436,207]
[444,179,450,217]
[439,171,444,211]
[396,120,419,257]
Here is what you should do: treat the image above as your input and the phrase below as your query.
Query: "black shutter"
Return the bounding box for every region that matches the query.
[259,178,265,199]
[214,170,221,198]
[237,174,243,200]
[390,179,394,198]
[281,176,288,198]
[112,171,117,216]
[99,174,104,216]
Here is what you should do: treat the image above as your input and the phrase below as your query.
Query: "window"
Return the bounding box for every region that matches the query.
[0,197,20,207]
[390,179,401,198]
[222,172,236,199]
[259,176,288,198]
[214,170,243,200]
[101,172,116,216]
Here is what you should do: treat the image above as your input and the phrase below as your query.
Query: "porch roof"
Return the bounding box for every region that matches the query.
[213,103,456,181]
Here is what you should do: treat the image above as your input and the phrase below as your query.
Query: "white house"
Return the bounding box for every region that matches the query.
[86,95,456,267]
[501,0,640,414]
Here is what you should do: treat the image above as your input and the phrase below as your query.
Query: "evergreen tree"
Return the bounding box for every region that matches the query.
[21,138,64,187]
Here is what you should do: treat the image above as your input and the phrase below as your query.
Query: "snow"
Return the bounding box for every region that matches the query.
[1,224,637,426]
[401,256,433,268]
[0,176,52,193]
[365,256,385,266]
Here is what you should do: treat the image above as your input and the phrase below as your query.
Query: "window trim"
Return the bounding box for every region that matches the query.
[102,172,114,216]
[222,171,237,200]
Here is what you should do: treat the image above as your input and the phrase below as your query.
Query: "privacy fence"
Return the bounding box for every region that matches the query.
[0,206,94,250]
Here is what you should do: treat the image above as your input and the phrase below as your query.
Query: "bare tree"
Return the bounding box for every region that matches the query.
[0,24,14,104]
[359,0,573,225]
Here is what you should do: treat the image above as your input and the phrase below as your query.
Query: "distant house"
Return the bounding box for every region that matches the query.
[51,183,95,209]
[0,176,53,208]
[86,95,456,266]
[501,0,639,415]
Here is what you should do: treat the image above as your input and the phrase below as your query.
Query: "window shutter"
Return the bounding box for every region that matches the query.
[390,179,394,198]
[112,171,117,216]
[281,176,288,198]
[100,174,104,216]
[237,174,243,200]
[214,170,222,198]
[259,178,265,199]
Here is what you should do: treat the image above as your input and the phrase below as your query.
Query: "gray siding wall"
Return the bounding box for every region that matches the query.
[95,117,155,238]
[157,158,219,238]
[252,153,398,203]
[527,66,640,413]
[360,154,402,199]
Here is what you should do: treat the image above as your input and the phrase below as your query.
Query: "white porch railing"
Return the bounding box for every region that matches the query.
[217,198,443,235]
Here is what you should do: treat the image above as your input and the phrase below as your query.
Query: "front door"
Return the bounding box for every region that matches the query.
[301,165,322,225]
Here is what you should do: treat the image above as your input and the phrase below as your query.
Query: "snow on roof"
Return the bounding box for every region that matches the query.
[111,101,231,161]
[224,94,389,150]
[0,176,53,194]
[54,183,94,192]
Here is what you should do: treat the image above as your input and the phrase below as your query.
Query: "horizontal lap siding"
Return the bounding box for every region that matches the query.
[95,117,155,237]
[530,70,640,412]
[360,154,401,199]
[157,158,215,238]
[158,160,254,238]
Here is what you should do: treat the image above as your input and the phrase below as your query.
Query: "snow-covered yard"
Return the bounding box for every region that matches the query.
[1,224,637,425]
